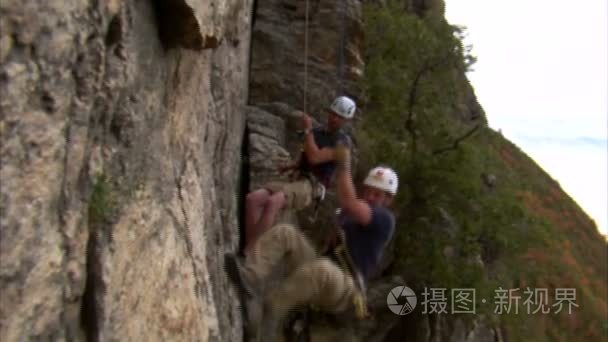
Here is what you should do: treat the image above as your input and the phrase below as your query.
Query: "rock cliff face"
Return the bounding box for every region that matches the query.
[1,0,251,340]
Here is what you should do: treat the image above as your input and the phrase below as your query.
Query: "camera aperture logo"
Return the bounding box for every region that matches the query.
[387,286,417,315]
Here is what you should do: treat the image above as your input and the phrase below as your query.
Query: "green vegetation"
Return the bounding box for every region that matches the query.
[88,172,115,225]
[358,1,607,340]
[359,0,526,290]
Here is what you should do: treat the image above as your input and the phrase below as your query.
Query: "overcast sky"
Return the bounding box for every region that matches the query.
[444,0,608,235]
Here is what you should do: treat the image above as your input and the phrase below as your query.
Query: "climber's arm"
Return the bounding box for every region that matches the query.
[303,132,335,164]
[301,113,335,164]
[335,144,372,226]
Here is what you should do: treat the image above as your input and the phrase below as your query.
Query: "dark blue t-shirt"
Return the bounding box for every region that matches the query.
[340,205,395,280]
[299,127,351,188]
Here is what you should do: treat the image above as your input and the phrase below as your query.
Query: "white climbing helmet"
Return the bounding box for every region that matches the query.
[363,166,398,195]
[329,96,356,119]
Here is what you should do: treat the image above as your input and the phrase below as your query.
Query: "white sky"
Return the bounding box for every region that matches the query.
[444,0,608,235]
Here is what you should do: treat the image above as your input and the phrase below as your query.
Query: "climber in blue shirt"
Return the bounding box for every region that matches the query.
[332,147,397,281]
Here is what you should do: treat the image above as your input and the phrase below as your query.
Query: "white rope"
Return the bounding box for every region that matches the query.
[304,0,310,114]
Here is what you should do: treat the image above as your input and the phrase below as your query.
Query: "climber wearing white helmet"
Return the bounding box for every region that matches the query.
[226,141,397,340]
[243,96,356,255]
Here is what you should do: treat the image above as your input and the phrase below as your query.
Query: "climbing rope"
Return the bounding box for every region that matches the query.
[337,0,348,94]
[303,0,310,114]
[303,0,350,112]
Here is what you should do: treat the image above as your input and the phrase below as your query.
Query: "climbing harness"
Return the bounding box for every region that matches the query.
[309,186,326,223]
[297,167,326,222]
[331,229,369,319]
[319,209,369,319]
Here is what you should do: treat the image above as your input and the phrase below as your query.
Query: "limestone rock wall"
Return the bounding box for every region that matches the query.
[0,0,252,340]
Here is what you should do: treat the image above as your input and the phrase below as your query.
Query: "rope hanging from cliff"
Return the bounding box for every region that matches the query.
[303,0,310,114]
[303,1,349,111]
[337,0,348,94]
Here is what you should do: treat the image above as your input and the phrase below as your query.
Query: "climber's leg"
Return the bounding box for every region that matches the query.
[266,178,314,211]
[245,188,271,253]
[244,178,313,255]
[246,188,271,228]
[245,223,317,282]
[250,191,286,244]
[267,258,357,320]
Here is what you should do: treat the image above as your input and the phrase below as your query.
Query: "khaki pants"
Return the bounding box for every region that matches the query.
[264,178,314,211]
[245,224,357,320]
